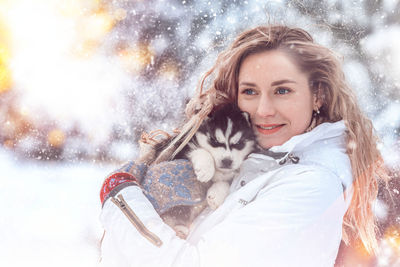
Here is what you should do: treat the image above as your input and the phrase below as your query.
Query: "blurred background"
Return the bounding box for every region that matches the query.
[0,0,399,266]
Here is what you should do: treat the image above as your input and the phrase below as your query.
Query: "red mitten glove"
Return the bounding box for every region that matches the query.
[100,161,148,205]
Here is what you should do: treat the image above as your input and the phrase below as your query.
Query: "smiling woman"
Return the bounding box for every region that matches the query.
[237,50,320,149]
[98,25,389,267]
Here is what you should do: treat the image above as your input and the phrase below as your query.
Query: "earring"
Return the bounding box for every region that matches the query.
[306,108,320,133]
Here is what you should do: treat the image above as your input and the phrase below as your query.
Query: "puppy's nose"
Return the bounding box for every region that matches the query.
[221,158,233,168]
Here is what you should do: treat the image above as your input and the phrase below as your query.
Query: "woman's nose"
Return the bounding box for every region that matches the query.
[256,95,276,117]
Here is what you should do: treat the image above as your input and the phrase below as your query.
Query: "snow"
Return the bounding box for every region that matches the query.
[362,25,400,84]
[0,149,112,267]
[0,0,399,265]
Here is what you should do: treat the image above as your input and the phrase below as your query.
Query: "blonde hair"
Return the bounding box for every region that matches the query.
[152,25,388,253]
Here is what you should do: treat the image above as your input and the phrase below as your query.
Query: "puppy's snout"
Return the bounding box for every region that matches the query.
[221,158,233,168]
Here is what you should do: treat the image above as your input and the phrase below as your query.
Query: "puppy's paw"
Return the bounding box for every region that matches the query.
[189,149,215,182]
[195,166,214,183]
[207,181,230,210]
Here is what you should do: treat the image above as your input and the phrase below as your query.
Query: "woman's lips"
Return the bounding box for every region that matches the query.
[256,124,284,135]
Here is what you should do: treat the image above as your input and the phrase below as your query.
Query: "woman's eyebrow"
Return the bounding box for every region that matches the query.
[238,82,256,87]
[239,79,297,87]
[271,79,297,86]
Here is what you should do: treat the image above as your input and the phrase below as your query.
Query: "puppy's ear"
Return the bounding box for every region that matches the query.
[203,116,211,123]
[241,111,251,126]
[205,108,217,120]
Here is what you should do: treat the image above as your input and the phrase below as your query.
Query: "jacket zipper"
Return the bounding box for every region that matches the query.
[111,194,163,247]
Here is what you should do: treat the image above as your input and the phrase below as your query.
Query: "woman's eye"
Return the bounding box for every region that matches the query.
[241,88,256,95]
[275,87,291,95]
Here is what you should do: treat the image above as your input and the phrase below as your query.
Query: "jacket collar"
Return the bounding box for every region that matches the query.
[250,120,346,163]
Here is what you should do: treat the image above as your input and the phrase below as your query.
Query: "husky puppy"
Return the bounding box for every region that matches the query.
[175,103,256,209]
[140,104,256,238]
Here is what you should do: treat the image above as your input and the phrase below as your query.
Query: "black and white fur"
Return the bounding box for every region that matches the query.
[139,104,256,238]
[175,103,256,209]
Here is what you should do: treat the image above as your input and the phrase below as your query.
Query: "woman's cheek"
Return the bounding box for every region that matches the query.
[238,98,255,116]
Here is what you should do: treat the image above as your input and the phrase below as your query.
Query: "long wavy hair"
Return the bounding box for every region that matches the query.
[151,25,388,253]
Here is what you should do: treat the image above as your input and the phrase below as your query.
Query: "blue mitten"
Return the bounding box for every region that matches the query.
[142,159,208,238]
[142,159,207,214]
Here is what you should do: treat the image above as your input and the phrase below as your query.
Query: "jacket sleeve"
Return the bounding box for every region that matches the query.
[99,165,347,267]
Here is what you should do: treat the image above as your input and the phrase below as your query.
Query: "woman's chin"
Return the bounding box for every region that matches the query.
[256,136,286,149]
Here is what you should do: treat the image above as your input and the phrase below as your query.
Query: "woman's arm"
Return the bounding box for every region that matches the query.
[99,165,346,267]
[100,185,190,266]
[99,159,202,266]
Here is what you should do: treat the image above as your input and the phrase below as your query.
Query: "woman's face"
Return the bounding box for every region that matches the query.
[237,50,319,149]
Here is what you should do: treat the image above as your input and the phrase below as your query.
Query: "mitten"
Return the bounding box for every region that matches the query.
[142,159,208,238]
[100,161,148,205]
[142,159,207,214]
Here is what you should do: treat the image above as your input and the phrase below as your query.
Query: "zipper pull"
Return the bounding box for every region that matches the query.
[279,153,300,165]
[111,194,163,247]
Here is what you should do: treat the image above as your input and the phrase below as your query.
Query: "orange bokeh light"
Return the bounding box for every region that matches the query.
[47,129,66,148]
[3,139,14,149]
[0,19,13,93]
[384,225,400,253]
[160,61,179,81]
[118,45,154,74]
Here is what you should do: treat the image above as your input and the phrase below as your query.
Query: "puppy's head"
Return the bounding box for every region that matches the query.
[196,104,256,172]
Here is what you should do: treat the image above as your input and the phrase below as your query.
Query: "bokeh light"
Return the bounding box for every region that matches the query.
[118,44,154,74]
[0,0,131,148]
[47,128,66,148]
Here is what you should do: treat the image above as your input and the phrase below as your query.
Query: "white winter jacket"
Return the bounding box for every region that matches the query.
[99,121,353,267]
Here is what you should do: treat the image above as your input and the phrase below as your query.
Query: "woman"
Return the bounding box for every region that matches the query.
[99,25,388,266]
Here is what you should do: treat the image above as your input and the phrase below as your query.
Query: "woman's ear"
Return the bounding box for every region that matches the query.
[313,96,323,110]
[312,83,323,110]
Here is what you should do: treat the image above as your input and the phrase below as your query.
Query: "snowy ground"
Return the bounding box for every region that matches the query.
[0,149,114,267]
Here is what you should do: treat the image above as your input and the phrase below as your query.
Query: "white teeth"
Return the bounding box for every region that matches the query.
[259,125,280,130]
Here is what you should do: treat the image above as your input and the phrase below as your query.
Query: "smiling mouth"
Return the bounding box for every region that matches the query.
[256,124,284,134]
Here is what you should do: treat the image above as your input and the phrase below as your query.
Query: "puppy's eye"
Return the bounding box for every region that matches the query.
[231,140,245,150]
[209,137,223,147]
